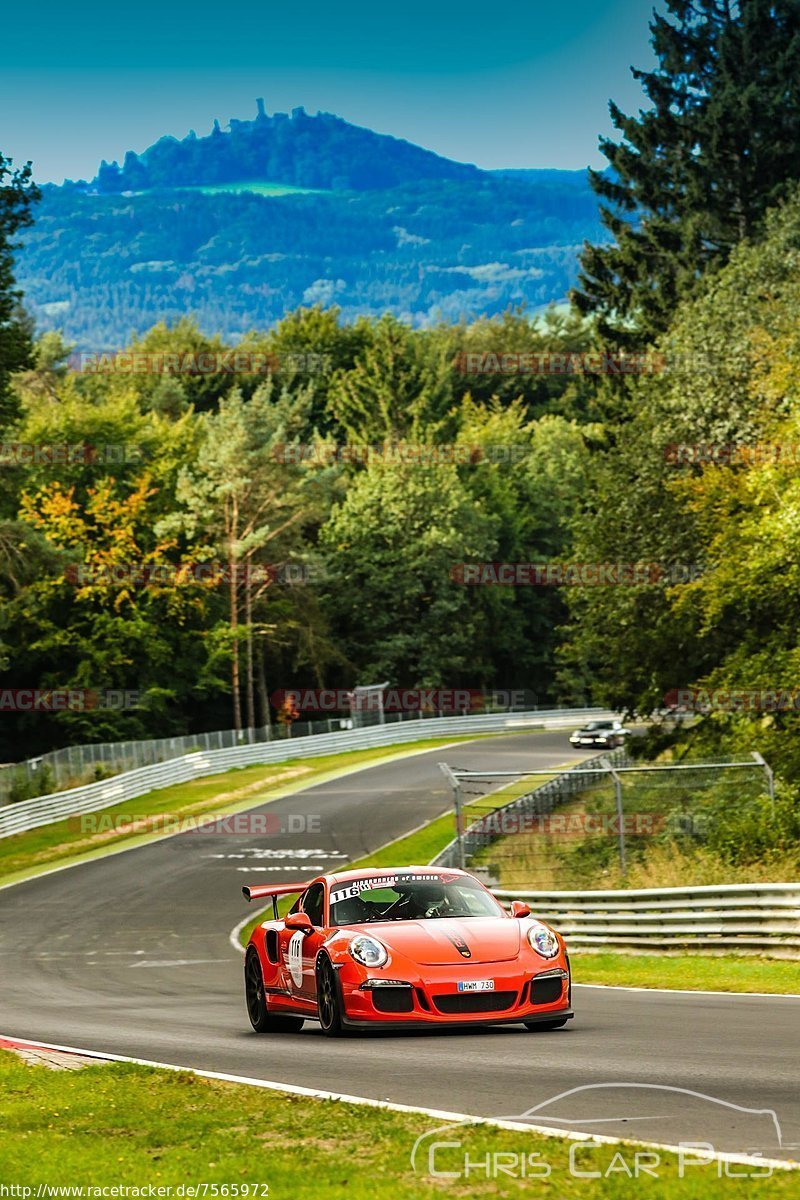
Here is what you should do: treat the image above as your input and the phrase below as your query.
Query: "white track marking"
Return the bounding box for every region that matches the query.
[129,958,232,968]
[229,912,253,953]
[0,1032,794,1170]
[574,983,800,1000]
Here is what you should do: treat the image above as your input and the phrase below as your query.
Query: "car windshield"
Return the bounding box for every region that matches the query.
[329,872,505,925]
[584,721,612,730]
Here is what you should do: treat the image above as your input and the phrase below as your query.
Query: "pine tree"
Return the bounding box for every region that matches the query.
[573,0,800,343]
[0,153,39,427]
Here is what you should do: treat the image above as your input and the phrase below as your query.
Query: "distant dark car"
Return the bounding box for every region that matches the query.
[569,719,629,748]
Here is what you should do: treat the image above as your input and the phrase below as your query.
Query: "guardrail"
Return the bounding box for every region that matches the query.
[493,883,800,957]
[0,707,612,840]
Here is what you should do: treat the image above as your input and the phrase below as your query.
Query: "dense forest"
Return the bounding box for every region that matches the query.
[3,0,800,890]
[0,306,599,758]
[17,176,600,349]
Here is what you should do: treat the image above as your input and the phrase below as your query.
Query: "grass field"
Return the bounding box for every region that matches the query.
[0,1051,793,1198]
[572,951,800,993]
[468,776,799,890]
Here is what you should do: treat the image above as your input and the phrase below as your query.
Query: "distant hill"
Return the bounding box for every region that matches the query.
[90,101,482,193]
[15,104,604,349]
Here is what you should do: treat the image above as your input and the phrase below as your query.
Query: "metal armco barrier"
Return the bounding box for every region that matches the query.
[492,883,800,957]
[0,707,613,839]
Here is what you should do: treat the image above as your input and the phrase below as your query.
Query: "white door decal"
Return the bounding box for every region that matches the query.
[288,930,304,989]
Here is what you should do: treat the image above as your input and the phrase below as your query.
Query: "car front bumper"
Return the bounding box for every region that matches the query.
[338,960,572,1028]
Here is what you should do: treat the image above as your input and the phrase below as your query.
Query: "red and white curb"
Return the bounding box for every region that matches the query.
[0,1034,113,1071]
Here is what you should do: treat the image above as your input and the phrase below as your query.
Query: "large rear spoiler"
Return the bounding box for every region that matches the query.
[242,881,311,920]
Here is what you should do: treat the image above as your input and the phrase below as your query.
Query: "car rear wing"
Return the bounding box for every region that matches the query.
[241,881,311,920]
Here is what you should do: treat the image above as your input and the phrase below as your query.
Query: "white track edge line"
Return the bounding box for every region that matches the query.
[574,983,800,999]
[0,1033,795,1171]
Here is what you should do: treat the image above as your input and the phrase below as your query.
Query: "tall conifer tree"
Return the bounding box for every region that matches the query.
[573,0,800,342]
[0,154,39,427]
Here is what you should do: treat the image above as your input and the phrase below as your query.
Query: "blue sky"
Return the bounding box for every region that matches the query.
[1,0,659,183]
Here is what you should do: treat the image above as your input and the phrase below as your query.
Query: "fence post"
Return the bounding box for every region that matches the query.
[439,762,466,869]
[600,756,626,876]
[751,751,775,812]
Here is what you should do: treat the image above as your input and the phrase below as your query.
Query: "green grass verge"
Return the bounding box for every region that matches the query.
[0,1052,793,1196]
[571,951,800,994]
[0,737,489,890]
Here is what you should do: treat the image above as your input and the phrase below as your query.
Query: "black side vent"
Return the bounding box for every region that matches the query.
[265,929,280,964]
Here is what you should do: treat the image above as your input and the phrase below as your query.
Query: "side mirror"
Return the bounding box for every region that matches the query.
[510,900,531,918]
[285,911,314,934]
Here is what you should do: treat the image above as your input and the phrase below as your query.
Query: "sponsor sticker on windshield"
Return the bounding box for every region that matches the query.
[330,871,458,905]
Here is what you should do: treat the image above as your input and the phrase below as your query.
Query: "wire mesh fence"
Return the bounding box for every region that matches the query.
[0,713,399,804]
[435,751,773,890]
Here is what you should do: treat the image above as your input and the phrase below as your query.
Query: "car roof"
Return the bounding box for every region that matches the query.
[325,865,471,886]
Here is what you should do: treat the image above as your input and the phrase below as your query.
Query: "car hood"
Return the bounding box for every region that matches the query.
[368,917,521,965]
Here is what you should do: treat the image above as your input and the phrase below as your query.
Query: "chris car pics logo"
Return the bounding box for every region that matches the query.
[410,1085,786,1182]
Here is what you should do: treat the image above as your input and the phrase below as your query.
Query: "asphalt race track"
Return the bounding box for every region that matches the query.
[0,731,798,1162]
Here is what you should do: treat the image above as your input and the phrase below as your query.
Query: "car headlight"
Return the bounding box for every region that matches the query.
[527,923,559,958]
[349,935,388,968]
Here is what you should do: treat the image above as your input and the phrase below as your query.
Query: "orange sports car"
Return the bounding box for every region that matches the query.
[241,866,572,1036]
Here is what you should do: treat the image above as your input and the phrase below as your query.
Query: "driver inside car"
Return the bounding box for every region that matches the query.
[395,882,448,919]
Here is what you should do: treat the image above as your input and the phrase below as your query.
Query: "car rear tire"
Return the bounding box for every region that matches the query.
[245,947,304,1033]
[523,1018,570,1031]
[316,956,345,1037]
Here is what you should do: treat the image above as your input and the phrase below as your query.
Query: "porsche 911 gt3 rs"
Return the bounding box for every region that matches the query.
[241,866,573,1036]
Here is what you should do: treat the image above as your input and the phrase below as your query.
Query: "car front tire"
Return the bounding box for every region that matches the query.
[316,955,346,1037]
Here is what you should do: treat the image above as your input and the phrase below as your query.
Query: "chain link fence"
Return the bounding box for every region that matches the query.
[435,750,774,889]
